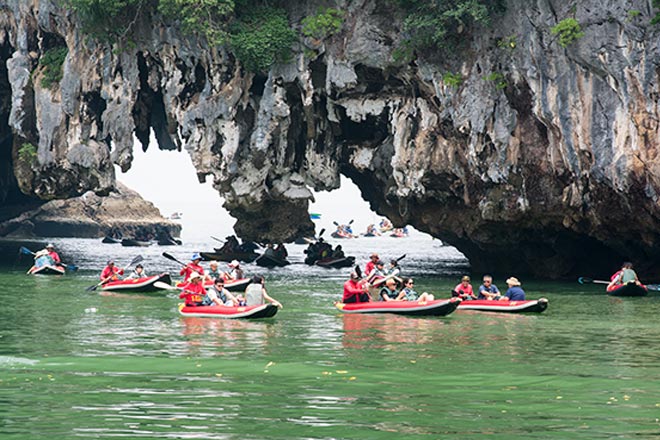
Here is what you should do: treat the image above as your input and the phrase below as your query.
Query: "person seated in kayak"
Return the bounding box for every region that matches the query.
[365,224,380,236]
[100,260,124,283]
[500,277,526,301]
[180,253,205,282]
[263,244,277,258]
[332,245,345,259]
[379,278,399,301]
[379,218,392,231]
[316,238,332,259]
[225,260,244,280]
[204,277,240,307]
[452,275,476,300]
[396,278,434,302]
[245,275,282,308]
[33,249,55,267]
[218,236,239,253]
[342,271,371,303]
[387,259,401,278]
[179,272,206,306]
[128,264,147,279]
[274,243,288,259]
[367,260,387,283]
[607,262,641,289]
[364,253,379,276]
[477,275,501,300]
[44,244,62,265]
[207,261,221,281]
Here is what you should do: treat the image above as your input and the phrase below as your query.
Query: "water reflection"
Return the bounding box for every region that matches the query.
[341,314,450,349]
[179,317,277,356]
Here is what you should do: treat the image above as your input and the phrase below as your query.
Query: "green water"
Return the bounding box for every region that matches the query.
[2,267,660,439]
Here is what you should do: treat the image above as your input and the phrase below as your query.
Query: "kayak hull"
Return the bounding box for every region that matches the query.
[315,256,355,268]
[200,251,259,263]
[101,273,172,292]
[178,303,278,319]
[457,298,548,313]
[157,238,182,246]
[255,253,290,268]
[121,238,151,247]
[335,298,460,316]
[607,283,648,297]
[102,236,121,244]
[28,265,65,275]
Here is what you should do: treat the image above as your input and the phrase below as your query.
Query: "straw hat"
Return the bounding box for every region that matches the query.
[506,277,521,286]
[188,272,202,281]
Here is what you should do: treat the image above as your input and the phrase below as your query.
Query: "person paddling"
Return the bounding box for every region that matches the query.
[179,272,206,306]
[607,262,641,290]
[342,271,370,304]
[364,253,379,276]
[100,260,124,283]
[180,253,204,282]
[44,244,61,265]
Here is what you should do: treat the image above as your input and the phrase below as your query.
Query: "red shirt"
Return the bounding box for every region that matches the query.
[100,265,124,281]
[365,261,376,276]
[454,283,475,298]
[180,263,204,281]
[179,282,206,306]
[47,251,61,263]
[343,279,368,303]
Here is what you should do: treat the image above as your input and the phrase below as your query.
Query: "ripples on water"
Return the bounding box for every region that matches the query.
[1,236,660,438]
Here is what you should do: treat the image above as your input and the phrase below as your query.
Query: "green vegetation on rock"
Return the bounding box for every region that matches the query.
[652,0,660,25]
[483,71,507,90]
[392,0,505,56]
[18,143,38,165]
[551,18,584,47]
[230,6,297,72]
[158,0,235,45]
[65,0,147,41]
[301,8,344,40]
[443,72,463,88]
[39,47,68,89]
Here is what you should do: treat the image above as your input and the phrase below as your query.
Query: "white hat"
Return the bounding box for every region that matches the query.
[228,260,240,268]
[35,249,49,257]
[188,272,202,280]
[46,243,54,248]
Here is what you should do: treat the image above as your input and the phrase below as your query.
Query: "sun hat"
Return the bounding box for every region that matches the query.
[191,253,201,261]
[189,272,202,280]
[46,243,54,249]
[228,260,240,268]
[506,277,521,286]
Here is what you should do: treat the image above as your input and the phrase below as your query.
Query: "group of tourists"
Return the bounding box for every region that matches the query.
[304,238,344,264]
[342,252,527,304]
[607,262,642,289]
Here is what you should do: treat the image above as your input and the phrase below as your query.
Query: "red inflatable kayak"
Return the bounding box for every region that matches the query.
[178,303,279,319]
[101,273,172,292]
[457,298,548,313]
[334,298,460,316]
[606,282,648,297]
[176,278,251,292]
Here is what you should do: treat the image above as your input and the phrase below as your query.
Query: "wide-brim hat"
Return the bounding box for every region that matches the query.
[188,272,202,280]
[46,243,54,248]
[228,260,240,268]
[506,277,521,286]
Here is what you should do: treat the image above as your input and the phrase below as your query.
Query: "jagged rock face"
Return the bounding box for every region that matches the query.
[0,181,181,238]
[2,0,660,277]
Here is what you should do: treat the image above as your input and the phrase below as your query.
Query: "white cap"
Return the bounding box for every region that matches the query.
[228,260,240,268]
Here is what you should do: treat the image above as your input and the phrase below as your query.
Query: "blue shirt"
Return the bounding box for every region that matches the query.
[504,286,525,301]
[478,284,500,299]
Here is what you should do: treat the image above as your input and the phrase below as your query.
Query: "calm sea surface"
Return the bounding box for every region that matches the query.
[1,236,659,439]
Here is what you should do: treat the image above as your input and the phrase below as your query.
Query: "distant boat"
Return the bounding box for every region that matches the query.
[170,212,183,220]
[121,238,152,247]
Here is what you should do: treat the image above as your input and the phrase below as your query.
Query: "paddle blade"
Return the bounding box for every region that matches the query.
[129,255,144,266]
[66,264,79,272]
[210,236,224,243]
[577,277,592,284]
[319,228,325,237]
[19,246,34,255]
[349,219,354,224]
[85,283,100,292]
[333,221,339,226]
[646,284,660,291]
[355,265,362,278]
[396,254,407,262]
[154,281,178,291]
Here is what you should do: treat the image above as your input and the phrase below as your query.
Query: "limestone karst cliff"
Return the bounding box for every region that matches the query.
[1,0,660,278]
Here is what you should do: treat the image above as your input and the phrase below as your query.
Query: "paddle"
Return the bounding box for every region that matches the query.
[154,281,180,291]
[85,255,144,291]
[20,246,78,271]
[577,277,609,285]
[210,236,224,244]
[162,251,188,267]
